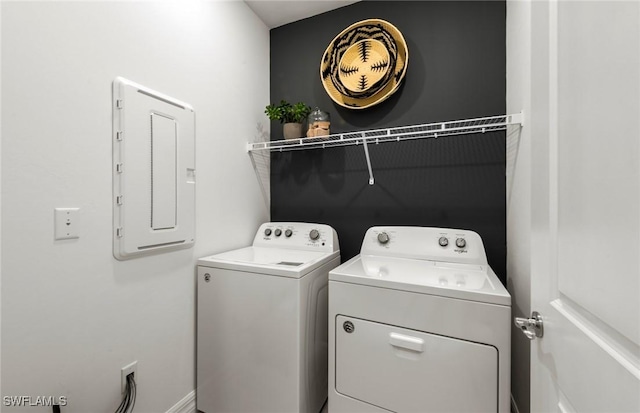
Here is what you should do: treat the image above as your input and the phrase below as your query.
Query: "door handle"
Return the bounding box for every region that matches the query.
[514,311,544,340]
[389,332,425,352]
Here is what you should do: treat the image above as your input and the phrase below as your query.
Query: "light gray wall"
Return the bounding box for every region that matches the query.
[0,0,3,399]
[1,1,269,411]
[506,1,532,412]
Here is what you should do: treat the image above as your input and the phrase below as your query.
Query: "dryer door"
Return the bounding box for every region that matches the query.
[335,316,498,412]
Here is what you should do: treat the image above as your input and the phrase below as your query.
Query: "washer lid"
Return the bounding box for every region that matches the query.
[198,246,339,278]
[329,254,510,306]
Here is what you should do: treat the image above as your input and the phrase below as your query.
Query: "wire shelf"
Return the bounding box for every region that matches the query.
[247,112,524,153]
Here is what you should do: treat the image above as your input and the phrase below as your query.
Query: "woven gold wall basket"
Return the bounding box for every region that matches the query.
[320,19,409,110]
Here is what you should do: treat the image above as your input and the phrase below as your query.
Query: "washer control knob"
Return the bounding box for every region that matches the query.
[264,229,272,236]
[438,236,449,247]
[309,229,320,241]
[285,229,293,238]
[274,229,282,237]
[456,238,467,248]
[377,232,390,244]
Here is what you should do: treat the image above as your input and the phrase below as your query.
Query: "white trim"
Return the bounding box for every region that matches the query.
[551,299,640,380]
[166,390,196,413]
[511,393,521,413]
[558,389,577,413]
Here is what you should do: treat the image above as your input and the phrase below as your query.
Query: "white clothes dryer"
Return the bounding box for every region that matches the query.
[197,222,340,413]
[329,226,511,413]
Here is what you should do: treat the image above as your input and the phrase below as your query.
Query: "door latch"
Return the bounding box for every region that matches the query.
[514,311,543,340]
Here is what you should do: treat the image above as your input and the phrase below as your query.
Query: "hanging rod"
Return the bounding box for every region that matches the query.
[246,112,524,153]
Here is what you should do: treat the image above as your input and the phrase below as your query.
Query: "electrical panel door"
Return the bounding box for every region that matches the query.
[112,77,195,260]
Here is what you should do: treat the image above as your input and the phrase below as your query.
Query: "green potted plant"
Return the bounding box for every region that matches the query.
[265,100,311,140]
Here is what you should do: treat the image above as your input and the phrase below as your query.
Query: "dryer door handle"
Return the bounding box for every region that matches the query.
[389,332,425,352]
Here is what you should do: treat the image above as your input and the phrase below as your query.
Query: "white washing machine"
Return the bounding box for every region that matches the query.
[329,226,511,413]
[197,222,340,413]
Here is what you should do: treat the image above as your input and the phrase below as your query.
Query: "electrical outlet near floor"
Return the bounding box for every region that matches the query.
[121,361,137,394]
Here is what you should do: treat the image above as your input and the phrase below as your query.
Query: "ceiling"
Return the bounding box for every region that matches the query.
[245,0,360,29]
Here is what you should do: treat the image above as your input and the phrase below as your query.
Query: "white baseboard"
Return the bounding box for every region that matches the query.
[166,390,196,413]
[511,393,521,413]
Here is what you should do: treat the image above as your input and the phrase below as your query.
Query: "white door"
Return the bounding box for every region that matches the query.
[529,1,640,411]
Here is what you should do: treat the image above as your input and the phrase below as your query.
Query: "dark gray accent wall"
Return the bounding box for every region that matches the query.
[270,1,507,283]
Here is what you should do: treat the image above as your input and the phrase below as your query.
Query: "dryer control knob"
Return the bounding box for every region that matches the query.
[274,229,282,237]
[438,236,449,247]
[264,229,272,236]
[309,229,320,241]
[377,232,390,244]
[285,229,293,237]
[456,238,467,248]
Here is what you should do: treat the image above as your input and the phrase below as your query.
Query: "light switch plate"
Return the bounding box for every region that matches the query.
[54,208,79,240]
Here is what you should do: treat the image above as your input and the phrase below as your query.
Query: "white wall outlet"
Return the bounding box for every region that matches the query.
[54,208,80,240]
[121,361,137,394]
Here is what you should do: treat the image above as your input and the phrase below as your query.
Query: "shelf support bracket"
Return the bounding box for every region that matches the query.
[509,111,525,127]
[362,137,375,185]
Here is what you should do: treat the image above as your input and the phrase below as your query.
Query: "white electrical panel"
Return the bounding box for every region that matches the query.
[112,77,195,260]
